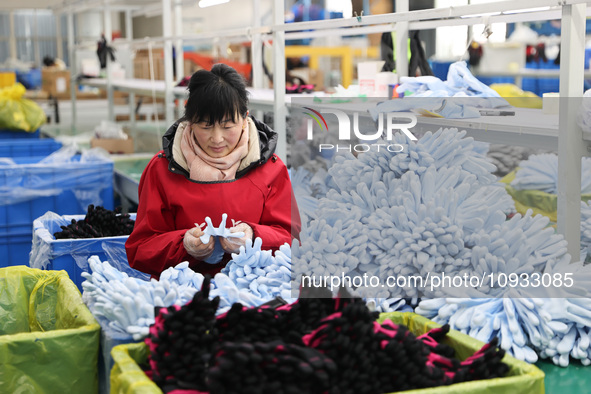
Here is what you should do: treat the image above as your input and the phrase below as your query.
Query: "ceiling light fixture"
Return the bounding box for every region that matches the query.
[198,0,229,8]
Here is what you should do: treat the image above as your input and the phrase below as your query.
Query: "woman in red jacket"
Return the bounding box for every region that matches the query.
[125,64,301,278]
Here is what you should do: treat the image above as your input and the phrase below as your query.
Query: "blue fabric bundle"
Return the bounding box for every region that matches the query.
[582,200,591,261]
[82,257,204,340]
[292,125,591,367]
[293,127,513,299]
[510,153,591,194]
[222,237,297,304]
[82,237,296,340]
[289,167,322,232]
[415,242,591,366]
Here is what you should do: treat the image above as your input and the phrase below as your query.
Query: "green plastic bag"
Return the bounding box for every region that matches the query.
[0,266,100,394]
[0,83,46,132]
[111,312,545,394]
[111,343,161,394]
[500,170,591,223]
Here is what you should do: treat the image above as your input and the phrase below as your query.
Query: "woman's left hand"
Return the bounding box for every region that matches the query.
[220,222,254,253]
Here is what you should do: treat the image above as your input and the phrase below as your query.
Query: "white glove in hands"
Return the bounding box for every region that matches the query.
[220,222,254,254]
[183,227,215,260]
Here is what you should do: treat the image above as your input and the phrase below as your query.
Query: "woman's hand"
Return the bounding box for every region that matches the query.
[220,222,254,254]
[183,227,215,260]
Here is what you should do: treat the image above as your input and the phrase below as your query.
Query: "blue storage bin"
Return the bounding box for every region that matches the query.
[430,60,453,81]
[16,69,42,90]
[0,139,62,158]
[0,231,32,267]
[476,76,515,86]
[0,128,40,139]
[30,212,148,292]
[538,60,560,95]
[0,152,114,267]
[522,61,539,96]
[98,328,137,394]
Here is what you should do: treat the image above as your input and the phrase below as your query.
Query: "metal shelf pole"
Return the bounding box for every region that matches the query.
[273,0,286,162]
[557,3,587,262]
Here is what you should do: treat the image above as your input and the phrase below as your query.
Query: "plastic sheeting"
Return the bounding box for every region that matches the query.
[0,266,100,394]
[368,62,510,120]
[0,144,113,209]
[110,342,161,394]
[30,211,149,288]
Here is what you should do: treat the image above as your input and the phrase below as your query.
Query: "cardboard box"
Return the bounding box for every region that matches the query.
[368,0,393,46]
[41,68,71,98]
[289,67,324,91]
[91,137,134,154]
[77,90,107,100]
[135,48,164,58]
[133,56,165,80]
[133,47,165,80]
[113,90,129,105]
[184,59,203,77]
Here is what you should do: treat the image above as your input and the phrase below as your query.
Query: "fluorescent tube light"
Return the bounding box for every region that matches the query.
[503,7,552,14]
[460,12,502,19]
[198,0,229,8]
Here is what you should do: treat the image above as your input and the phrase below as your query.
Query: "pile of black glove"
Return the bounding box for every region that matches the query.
[145,281,508,394]
[53,204,135,239]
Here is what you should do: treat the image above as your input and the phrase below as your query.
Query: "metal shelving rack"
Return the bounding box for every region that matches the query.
[56,0,591,261]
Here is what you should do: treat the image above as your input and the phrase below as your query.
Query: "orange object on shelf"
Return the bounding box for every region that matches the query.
[182,52,252,81]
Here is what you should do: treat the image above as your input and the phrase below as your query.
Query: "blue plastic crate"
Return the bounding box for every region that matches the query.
[522,61,539,96]
[476,76,515,86]
[0,154,114,267]
[0,128,40,139]
[430,60,453,81]
[98,328,137,394]
[0,139,62,158]
[0,231,32,268]
[30,213,148,292]
[538,60,560,95]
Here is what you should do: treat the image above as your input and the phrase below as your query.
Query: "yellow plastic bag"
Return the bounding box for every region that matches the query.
[490,83,543,109]
[0,83,46,132]
[111,343,162,394]
[500,170,591,223]
[0,266,100,394]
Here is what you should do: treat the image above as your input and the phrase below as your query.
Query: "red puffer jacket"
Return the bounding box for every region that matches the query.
[125,117,301,278]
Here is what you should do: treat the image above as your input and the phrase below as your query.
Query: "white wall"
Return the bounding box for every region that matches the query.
[77,11,121,40]
[181,0,274,35]
[433,0,508,60]
[77,11,102,39]
[133,15,163,39]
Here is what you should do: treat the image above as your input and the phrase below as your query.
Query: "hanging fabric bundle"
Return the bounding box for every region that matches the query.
[408,30,434,77]
[97,34,116,69]
[380,30,433,77]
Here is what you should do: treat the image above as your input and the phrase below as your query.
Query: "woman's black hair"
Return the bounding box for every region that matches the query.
[183,63,249,125]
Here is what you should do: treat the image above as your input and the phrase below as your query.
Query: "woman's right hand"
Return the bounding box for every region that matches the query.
[183,227,215,260]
